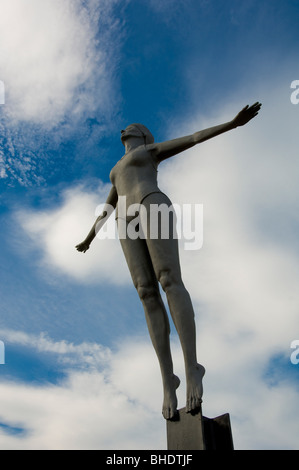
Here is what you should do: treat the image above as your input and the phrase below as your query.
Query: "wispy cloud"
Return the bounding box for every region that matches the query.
[0,328,111,369]
[0,0,125,186]
[0,0,121,127]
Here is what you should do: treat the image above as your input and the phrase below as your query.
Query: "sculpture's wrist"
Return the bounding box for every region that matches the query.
[230,119,238,129]
[84,236,92,246]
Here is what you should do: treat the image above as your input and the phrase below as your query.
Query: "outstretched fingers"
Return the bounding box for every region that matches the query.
[75,242,89,253]
[249,101,262,112]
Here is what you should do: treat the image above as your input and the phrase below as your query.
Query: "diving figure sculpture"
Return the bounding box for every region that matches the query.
[76,102,262,420]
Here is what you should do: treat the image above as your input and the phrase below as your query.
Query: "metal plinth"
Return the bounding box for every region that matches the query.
[167,407,234,450]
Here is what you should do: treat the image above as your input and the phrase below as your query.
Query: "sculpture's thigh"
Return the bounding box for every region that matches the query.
[140,194,182,282]
[118,219,159,289]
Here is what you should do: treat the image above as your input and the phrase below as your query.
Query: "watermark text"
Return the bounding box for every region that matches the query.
[106,453,193,467]
[95,197,203,251]
[290,340,299,365]
[290,80,299,104]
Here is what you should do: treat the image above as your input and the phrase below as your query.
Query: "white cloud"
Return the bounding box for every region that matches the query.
[0,328,298,450]
[16,182,131,286]
[0,370,165,450]
[0,0,121,127]
[0,330,166,450]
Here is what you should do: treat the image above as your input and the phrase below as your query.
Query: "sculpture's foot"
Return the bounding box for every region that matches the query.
[162,374,180,420]
[186,363,205,413]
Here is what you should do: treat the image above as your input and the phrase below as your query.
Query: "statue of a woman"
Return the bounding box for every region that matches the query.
[76,102,261,420]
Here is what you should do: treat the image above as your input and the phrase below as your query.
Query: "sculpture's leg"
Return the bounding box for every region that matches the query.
[118,222,180,420]
[141,194,205,413]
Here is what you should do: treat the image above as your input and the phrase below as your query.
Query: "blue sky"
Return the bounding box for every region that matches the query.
[0,0,299,450]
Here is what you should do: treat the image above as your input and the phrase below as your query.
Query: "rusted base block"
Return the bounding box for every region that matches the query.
[167,407,234,450]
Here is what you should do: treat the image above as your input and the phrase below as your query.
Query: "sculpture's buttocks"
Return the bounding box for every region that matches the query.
[109,145,162,216]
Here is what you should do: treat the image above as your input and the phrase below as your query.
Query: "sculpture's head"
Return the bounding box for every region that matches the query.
[121,123,154,145]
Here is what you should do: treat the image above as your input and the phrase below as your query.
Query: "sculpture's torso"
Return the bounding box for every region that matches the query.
[109,145,162,217]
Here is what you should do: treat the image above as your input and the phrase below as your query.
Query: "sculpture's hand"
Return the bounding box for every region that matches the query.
[75,241,90,253]
[232,102,262,127]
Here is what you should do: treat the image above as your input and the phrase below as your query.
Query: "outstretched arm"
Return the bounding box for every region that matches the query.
[152,102,262,162]
[75,186,118,253]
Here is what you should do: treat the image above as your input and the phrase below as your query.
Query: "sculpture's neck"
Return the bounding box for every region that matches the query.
[124,137,144,154]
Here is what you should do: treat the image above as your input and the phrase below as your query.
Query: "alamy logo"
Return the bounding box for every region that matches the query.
[0,80,5,105]
[95,197,204,251]
[0,341,4,365]
[290,80,299,105]
[290,340,299,365]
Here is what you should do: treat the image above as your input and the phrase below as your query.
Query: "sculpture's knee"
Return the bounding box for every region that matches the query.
[136,283,159,302]
[159,270,183,293]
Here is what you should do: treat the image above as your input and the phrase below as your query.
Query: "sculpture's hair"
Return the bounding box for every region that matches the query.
[129,123,154,145]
